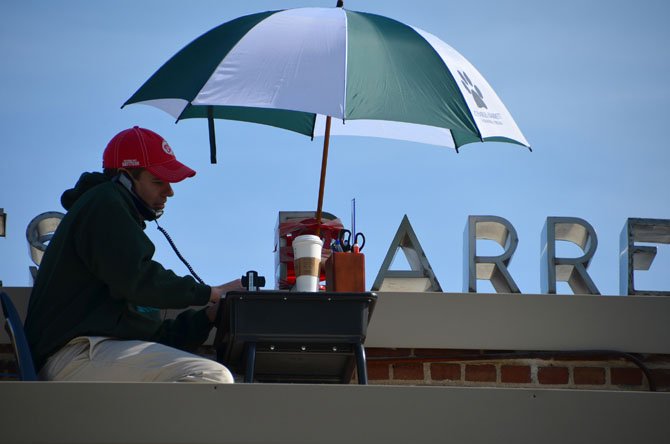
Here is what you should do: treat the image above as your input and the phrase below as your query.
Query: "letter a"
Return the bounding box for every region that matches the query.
[371,215,442,292]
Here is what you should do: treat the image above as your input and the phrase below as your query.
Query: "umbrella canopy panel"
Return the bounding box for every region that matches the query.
[125,7,529,150]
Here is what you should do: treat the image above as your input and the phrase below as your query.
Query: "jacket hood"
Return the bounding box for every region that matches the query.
[61,172,109,210]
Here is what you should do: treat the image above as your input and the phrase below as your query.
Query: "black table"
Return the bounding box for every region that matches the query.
[214,291,377,384]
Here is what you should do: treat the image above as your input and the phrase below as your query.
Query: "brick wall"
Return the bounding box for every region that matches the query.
[358,348,670,392]
[4,343,668,392]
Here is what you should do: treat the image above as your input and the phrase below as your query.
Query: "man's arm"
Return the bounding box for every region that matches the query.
[156,279,245,349]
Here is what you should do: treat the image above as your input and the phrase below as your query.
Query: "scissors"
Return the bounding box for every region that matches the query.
[339,229,366,252]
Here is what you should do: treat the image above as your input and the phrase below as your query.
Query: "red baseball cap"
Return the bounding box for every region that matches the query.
[103,126,196,183]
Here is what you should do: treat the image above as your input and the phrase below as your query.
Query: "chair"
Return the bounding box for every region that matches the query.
[1,292,37,381]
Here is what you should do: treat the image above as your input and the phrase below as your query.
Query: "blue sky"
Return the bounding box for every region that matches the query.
[1,0,668,295]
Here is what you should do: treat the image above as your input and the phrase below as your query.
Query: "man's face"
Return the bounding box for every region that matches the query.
[131,170,174,211]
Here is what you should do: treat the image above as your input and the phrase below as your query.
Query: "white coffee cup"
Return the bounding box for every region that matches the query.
[292,234,323,292]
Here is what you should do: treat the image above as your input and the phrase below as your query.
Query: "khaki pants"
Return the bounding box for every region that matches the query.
[40,336,234,383]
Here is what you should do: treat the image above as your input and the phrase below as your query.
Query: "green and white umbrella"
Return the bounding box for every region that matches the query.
[124,6,530,224]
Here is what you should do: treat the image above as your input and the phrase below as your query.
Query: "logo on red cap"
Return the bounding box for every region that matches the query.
[103,126,196,183]
[161,140,174,156]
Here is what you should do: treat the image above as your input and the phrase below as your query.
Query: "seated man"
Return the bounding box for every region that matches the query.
[24,126,243,382]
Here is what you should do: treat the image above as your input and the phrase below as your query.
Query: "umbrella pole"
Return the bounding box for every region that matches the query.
[315,115,332,236]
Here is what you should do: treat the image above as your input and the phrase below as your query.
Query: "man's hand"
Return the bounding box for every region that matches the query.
[209,278,246,304]
[205,300,220,323]
[207,279,246,323]
[205,302,219,323]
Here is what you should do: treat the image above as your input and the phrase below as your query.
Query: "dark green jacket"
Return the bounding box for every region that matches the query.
[24,172,212,372]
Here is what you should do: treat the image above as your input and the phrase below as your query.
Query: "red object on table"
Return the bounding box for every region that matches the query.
[275,215,343,289]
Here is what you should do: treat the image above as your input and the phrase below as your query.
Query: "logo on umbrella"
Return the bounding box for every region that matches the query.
[458,70,487,109]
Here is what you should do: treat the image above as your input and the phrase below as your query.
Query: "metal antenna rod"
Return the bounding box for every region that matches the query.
[352,198,356,236]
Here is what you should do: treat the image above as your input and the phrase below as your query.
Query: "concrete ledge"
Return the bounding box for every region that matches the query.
[0,382,668,444]
[365,292,670,353]
[4,287,670,354]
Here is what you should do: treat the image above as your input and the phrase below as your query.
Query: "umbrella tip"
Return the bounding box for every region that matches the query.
[336,0,344,7]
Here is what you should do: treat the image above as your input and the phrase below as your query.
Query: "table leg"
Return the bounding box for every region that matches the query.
[244,342,256,383]
[354,343,368,385]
